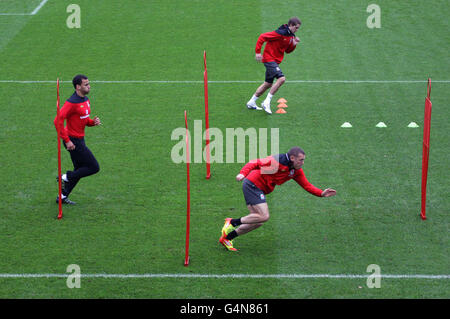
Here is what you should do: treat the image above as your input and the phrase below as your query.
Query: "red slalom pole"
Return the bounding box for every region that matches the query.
[204,50,211,179]
[420,78,432,220]
[56,78,63,219]
[184,110,191,266]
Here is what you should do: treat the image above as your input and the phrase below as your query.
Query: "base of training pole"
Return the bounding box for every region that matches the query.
[184,256,190,266]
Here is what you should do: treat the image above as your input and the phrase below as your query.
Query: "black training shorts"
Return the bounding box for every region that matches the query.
[264,62,284,84]
[242,178,266,206]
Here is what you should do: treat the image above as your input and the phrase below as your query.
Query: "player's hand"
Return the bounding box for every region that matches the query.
[236,173,245,181]
[293,37,300,45]
[321,188,336,197]
[66,140,76,151]
[93,116,101,126]
[255,53,263,62]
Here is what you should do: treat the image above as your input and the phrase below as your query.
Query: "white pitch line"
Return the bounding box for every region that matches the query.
[30,0,49,15]
[286,80,450,83]
[0,273,449,279]
[0,13,32,16]
[0,0,48,16]
[0,80,449,84]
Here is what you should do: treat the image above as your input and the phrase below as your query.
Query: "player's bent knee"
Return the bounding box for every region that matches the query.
[260,212,270,223]
[91,162,100,174]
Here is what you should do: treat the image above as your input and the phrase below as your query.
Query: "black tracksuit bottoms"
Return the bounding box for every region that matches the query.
[63,137,100,197]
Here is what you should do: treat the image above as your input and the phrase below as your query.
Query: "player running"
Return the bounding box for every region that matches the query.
[54,74,101,205]
[246,17,302,114]
[219,147,336,251]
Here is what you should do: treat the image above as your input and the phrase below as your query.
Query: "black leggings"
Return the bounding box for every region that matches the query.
[63,137,100,196]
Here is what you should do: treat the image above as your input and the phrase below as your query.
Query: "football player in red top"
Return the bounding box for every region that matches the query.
[219,147,336,251]
[54,75,101,204]
[246,17,301,114]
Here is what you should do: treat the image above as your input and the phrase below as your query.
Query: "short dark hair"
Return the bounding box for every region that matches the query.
[72,74,88,89]
[288,17,301,26]
[288,146,305,157]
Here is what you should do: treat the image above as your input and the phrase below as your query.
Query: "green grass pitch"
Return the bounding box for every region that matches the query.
[0,0,448,299]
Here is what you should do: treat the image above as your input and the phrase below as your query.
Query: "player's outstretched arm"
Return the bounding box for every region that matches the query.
[321,188,337,197]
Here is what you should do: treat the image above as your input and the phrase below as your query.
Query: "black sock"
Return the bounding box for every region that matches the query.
[231,218,242,227]
[226,230,238,241]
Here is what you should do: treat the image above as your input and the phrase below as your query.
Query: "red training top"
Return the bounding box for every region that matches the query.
[255,24,298,64]
[240,153,323,197]
[54,92,95,143]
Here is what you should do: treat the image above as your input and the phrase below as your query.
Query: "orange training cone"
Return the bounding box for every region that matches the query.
[276,108,287,114]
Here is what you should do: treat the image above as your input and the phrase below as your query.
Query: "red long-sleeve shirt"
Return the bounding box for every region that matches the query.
[54,92,95,143]
[240,154,323,197]
[255,24,298,64]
